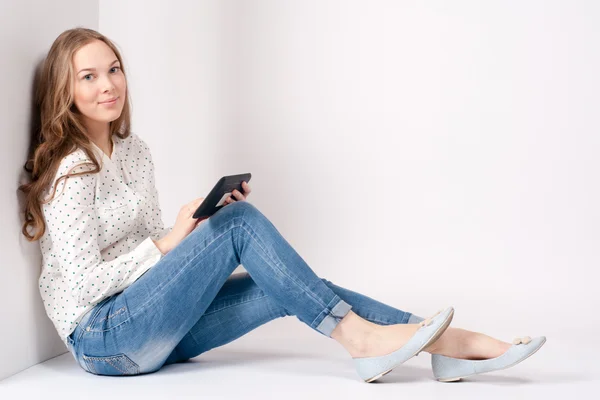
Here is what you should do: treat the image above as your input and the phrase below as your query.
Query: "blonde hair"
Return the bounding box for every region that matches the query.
[19,27,132,241]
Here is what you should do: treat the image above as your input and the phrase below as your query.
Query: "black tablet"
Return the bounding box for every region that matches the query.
[193,173,252,219]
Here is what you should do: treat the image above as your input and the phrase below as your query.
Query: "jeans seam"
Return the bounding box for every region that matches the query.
[310,295,343,330]
[77,297,111,344]
[202,294,269,316]
[84,356,97,374]
[105,358,128,375]
[238,220,330,312]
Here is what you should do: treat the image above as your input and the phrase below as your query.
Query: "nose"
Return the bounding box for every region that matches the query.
[99,73,116,93]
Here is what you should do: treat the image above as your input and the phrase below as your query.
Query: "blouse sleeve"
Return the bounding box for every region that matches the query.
[43,154,164,307]
[137,135,173,241]
[147,176,172,241]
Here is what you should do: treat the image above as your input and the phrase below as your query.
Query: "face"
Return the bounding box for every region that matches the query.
[72,40,126,131]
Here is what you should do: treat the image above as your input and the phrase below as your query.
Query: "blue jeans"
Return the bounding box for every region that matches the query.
[66,201,421,376]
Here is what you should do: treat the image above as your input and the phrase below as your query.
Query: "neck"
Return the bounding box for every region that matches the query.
[84,118,112,155]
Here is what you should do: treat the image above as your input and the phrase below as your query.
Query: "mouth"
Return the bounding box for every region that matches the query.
[99,97,119,104]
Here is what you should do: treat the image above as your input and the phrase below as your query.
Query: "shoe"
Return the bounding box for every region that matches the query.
[353,306,454,383]
[431,335,547,382]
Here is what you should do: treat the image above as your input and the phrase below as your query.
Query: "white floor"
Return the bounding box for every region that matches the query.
[1,319,597,399]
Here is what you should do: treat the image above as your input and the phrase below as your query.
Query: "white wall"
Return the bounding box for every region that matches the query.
[232,0,600,342]
[99,0,249,266]
[99,0,237,223]
[230,0,600,340]
[102,0,599,345]
[1,0,99,381]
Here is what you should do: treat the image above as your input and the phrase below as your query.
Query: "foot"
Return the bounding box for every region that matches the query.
[332,309,449,359]
[424,327,514,360]
[349,323,423,358]
[348,311,446,358]
[431,336,546,382]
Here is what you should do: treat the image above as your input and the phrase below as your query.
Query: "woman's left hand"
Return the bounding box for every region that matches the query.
[224,181,251,204]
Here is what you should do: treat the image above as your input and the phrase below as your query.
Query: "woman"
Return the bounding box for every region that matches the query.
[19,27,545,383]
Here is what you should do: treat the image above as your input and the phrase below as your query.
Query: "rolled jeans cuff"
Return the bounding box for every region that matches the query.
[315,296,353,337]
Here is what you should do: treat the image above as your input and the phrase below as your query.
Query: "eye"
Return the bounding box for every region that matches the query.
[83,74,94,81]
[110,66,121,73]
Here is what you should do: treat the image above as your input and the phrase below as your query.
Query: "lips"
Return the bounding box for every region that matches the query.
[99,97,118,104]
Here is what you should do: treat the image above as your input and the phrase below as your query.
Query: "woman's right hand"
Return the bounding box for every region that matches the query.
[162,197,208,252]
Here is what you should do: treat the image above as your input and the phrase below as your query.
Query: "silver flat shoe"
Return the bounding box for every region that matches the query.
[431,335,547,382]
[353,306,454,383]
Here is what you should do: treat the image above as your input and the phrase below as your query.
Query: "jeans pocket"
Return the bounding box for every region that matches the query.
[82,353,140,376]
[88,298,131,333]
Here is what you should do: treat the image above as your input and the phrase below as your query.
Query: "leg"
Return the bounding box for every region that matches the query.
[71,201,356,375]
[164,274,420,364]
[163,271,291,364]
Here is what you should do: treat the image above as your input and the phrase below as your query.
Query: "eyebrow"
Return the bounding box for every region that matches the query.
[77,59,120,74]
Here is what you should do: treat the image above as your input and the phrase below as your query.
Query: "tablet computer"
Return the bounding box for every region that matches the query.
[193,173,252,219]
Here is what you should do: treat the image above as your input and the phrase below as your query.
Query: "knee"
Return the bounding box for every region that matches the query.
[216,200,258,222]
[233,199,256,211]
[231,201,262,221]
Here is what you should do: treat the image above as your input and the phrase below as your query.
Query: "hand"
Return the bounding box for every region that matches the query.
[164,197,208,251]
[223,181,252,205]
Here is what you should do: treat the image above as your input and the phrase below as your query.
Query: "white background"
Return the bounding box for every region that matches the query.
[2,0,599,384]
[101,0,599,340]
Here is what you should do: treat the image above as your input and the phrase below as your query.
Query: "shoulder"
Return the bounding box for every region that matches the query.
[44,149,97,203]
[125,132,156,168]
[55,149,95,177]
[127,132,151,152]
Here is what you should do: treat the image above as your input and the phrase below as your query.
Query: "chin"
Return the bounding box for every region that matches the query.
[98,110,123,120]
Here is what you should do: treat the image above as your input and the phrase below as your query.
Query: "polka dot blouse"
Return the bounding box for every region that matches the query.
[38,132,172,346]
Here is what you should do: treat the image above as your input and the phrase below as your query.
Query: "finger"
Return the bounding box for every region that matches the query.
[234,189,246,200]
[190,198,203,208]
[240,182,251,197]
[242,181,251,195]
[188,199,204,215]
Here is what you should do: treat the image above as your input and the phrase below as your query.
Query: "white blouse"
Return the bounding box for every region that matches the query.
[38,132,172,346]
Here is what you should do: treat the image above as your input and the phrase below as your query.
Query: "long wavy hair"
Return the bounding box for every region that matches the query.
[19,27,132,242]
